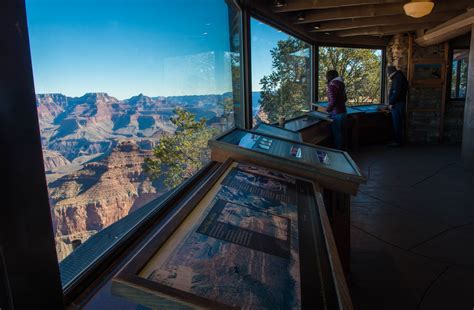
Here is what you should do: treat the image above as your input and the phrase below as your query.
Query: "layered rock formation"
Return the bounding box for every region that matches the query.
[36,92,224,162]
[49,140,162,261]
[35,92,231,261]
[43,149,71,171]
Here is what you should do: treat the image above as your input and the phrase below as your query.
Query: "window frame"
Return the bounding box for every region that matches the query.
[19,0,247,304]
[244,11,315,127]
[315,44,387,106]
[1,0,64,307]
[62,161,222,304]
[59,0,246,300]
[448,47,470,101]
[225,0,247,129]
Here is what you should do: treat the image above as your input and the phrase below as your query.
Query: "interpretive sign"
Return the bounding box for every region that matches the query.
[112,160,345,309]
[210,128,365,195]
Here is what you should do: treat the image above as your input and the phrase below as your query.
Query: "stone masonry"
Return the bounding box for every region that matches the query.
[386,33,464,144]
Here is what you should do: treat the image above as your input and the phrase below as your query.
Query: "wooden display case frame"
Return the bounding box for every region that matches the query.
[278,112,333,145]
[280,114,326,132]
[111,159,353,309]
[252,122,303,142]
[209,128,366,195]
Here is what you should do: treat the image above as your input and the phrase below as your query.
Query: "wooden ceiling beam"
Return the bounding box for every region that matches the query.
[415,9,474,46]
[310,34,390,46]
[248,0,389,46]
[335,23,439,37]
[273,0,404,13]
[309,11,462,32]
[294,1,472,24]
[295,3,402,24]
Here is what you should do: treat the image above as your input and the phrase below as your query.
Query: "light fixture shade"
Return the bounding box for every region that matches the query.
[274,0,285,8]
[404,1,434,18]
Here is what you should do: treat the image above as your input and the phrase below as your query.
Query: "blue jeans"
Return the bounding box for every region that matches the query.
[331,113,347,150]
[391,103,406,145]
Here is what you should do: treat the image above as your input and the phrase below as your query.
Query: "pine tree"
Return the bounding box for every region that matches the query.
[259,38,311,123]
[318,47,382,105]
[145,108,217,188]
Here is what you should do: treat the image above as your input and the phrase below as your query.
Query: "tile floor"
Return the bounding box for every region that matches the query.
[349,145,474,310]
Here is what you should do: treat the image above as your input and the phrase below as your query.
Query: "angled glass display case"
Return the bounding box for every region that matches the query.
[209,128,366,195]
[253,122,303,142]
[270,111,334,145]
[112,159,351,309]
[313,102,365,115]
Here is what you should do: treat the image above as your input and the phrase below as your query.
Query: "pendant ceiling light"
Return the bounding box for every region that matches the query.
[274,0,285,8]
[404,0,435,18]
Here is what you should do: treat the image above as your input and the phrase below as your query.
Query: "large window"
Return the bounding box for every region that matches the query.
[26,0,243,284]
[251,18,311,124]
[318,46,382,105]
[450,49,469,100]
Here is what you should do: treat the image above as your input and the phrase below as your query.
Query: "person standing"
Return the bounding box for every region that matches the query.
[387,65,409,147]
[326,70,347,150]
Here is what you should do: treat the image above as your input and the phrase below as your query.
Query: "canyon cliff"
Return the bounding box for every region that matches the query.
[36,92,229,261]
[49,140,162,261]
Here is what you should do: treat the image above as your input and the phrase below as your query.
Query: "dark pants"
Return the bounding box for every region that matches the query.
[391,102,406,145]
[331,113,347,150]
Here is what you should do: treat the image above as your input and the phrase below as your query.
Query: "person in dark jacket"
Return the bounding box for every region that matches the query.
[326,70,347,150]
[387,65,409,147]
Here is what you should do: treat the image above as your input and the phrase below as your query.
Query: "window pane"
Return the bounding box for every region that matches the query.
[318,47,382,106]
[26,0,243,286]
[451,49,469,99]
[451,60,459,98]
[251,18,311,125]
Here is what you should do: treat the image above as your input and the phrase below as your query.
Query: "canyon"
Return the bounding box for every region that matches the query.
[37,92,230,260]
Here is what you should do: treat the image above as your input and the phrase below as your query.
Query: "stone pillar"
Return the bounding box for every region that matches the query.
[462,27,474,167]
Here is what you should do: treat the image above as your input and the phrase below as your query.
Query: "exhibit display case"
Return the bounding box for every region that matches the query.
[209,128,366,195]
[313,102,392,148]
[112,160,352,309]
[314,102,364,116]
[209,129,366,273]
[253,122,303,142]
[279,112,333,145]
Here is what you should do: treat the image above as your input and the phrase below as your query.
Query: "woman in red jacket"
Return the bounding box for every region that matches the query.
[326,70,347,150]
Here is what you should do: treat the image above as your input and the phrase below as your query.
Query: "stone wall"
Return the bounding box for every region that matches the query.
[408,111,441,143]
[386,33,461,144]
[387,33,409,75]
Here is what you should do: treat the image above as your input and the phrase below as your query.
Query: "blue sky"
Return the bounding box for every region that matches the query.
[250,18,290,91]
[25,0,287,99]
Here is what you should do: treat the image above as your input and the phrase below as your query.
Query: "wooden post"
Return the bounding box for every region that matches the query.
[407,34,414,143]
[462,26,474,167]
[440,41,449,142]
[0,0,64,307]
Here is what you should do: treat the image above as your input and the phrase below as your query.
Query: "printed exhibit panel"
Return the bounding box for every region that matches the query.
[113,161,340,309]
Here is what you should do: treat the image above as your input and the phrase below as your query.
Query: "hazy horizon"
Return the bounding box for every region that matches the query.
[35,90,262,101]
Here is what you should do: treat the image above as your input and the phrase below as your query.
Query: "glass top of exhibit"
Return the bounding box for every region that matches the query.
[214,128,364,179]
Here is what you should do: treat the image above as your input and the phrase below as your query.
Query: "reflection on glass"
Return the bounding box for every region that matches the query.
[451,49,469,99]
[217,129,363,175]
[26,0,243,286]
[251,18,311,125]
[318,46,382,106]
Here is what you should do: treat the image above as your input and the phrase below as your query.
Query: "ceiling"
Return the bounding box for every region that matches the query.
[246,0,474,46]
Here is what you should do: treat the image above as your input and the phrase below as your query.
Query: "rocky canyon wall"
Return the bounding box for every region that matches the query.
[49,140,162,261]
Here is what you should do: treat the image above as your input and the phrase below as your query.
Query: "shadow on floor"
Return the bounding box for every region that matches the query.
[349,144,474,310]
